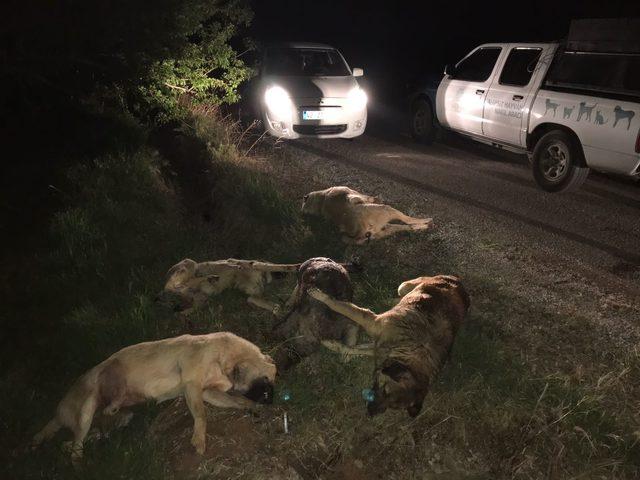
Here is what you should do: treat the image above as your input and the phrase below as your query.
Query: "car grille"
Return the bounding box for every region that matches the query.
[293,124,347,135]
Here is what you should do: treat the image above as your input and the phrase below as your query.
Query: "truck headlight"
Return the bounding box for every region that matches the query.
[346,87,367,110]
[265,86,292,119]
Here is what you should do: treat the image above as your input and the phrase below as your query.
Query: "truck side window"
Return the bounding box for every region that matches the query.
[499,48,542,86]
[453,48,502,82]
[546,52,640,96]
[624,57,640,93]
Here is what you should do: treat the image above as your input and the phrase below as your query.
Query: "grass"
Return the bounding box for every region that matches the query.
[2,107,639,479]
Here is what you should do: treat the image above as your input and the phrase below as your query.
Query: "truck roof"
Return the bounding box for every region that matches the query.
[477,42,558,47]
[266,42,337,50]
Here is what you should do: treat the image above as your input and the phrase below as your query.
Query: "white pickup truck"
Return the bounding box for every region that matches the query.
[410,19,640,192]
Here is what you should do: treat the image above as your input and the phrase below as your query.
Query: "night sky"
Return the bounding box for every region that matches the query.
[251,0,639,96]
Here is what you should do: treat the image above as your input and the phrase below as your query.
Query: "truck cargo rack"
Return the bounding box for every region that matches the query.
[567,18,640,54]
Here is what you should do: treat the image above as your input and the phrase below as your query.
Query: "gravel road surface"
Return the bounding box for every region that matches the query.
[285,113,640,292]
[266,108,640,354]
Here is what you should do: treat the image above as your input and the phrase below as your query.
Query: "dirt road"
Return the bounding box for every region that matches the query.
[283,116,640,294]
[264,109,640,363]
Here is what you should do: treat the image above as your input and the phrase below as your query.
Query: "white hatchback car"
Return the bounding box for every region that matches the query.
[258,43,368,139]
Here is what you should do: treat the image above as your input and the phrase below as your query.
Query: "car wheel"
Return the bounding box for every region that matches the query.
[532,130,589,193]
[411,99,436,144]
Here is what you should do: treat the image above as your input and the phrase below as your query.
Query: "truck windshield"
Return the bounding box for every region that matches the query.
[263,48,351,77]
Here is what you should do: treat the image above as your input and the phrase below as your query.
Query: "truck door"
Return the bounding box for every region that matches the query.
[482,46,545,146]
[436,46,503,135]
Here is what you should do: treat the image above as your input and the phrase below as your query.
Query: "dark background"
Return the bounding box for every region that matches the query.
[251,0,640,100]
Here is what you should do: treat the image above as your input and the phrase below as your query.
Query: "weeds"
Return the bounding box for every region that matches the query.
[3,106,639,479]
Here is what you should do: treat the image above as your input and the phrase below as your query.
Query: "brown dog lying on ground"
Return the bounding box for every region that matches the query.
[158,258,300,315]
[309,275,469,417]
[301,186,434,244]
[32,333,276,460]
[272,257,360,369]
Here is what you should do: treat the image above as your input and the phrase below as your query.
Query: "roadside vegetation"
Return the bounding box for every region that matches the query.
[2,2,639,478]
[3,102,638,478]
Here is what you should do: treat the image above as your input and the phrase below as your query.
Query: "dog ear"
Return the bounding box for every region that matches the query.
[397,279,421,297]
[406,397,424,417]
[232,363,246,383]
[166,259,196,277]
[263,354,275,365]
[381,360,412,382]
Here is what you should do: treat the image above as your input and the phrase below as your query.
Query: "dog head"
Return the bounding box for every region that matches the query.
[367,359,425,417]
[163,259,198,290]
[156,274,220,312]
[231,354,277,404]
[301,191,323,215]
[397,275,470,315]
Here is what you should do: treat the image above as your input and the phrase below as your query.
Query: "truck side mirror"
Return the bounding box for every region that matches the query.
[444,64,456,77]
[352,67,364,77]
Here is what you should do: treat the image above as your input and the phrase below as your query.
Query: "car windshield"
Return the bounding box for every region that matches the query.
[263,48,351,76]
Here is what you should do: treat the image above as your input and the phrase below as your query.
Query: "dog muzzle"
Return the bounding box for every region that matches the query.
[366,399,386,416]
[243,377,274,404]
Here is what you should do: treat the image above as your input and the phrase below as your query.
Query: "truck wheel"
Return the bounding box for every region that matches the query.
[532,130,589,193]
[411,99,436,144]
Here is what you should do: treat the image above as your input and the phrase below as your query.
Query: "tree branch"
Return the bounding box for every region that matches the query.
[164,82,190,93]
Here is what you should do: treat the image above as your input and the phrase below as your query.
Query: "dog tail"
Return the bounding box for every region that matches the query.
[250,262,301,273]
[32,418,62,447]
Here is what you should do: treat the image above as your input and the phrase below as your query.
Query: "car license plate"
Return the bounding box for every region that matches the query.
[303,110,324,120]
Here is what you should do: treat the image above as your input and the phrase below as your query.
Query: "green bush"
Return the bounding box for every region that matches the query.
[4,0,254,123]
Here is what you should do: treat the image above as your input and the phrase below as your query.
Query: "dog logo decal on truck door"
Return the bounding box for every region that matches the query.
[613,106,635,130]
[577,102,597,122]
[544,98,559,117]
[563,106,575,119]
[594,111,608,125]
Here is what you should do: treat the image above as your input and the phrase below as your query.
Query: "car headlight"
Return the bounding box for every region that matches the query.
[264,86,292,119]
[346,87,367,110]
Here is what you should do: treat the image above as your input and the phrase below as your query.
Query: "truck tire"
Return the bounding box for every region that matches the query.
[411,99,436,144]
[531,130,589,193]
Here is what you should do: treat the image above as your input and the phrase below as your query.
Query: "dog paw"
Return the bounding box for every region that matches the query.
[307,288,327,301]
[191,434,206,455]
[412,219,434,231]
[321,340,344,352]
[63,441,84,464]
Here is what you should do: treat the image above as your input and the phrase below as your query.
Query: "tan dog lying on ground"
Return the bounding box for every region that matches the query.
[309,275,469,417]
[301,186,434,244]
[158,258,300,315]
[32,333,276,460]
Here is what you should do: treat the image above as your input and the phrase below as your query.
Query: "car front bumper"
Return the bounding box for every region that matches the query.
[263,100,367,139]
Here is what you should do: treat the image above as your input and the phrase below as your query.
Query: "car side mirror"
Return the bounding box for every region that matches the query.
[352,67,364,77]
[444,64,456,77]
